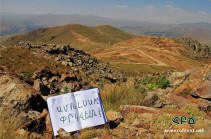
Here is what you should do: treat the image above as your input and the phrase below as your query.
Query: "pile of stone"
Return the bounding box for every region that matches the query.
[18,41,126,83]
[18,41,47,49]
[27,67,91,95]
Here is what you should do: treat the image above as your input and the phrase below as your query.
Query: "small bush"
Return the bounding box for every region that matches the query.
[99,78,105,89]
[139,75,171,90]
[185,105,205,120]
[60,86,69,94]
[182,91,189,96]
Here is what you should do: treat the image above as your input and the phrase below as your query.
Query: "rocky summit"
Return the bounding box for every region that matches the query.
[17,41,126,83]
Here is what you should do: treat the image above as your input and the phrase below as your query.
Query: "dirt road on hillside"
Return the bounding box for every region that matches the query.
[136,49,167,66]
[83,28,103,42]
[95,48,167,66]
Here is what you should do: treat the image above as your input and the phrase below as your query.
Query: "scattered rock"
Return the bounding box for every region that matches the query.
[138,113,154,122]
[57,128,73,139]
[131,118,142,127]
[16,129,29,136]
[120,105,158,116]
[205,72,211,81]
[137,128,149,134]
[169,71,190,87]
[18,41,127,83]
[106,110,123,124]
[144,91,159,106]
[45,114,53,133]
[40,109,48,118]
[198,100,211,114]
[106,110,123,129]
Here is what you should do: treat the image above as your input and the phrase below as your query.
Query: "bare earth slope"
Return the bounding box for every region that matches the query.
[94,36,210,75]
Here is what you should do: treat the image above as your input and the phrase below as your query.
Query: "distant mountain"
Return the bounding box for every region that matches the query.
[1,24,135,51]
[120,22,211,46]
[0,19,46,36]
[1,13,211,46]
[1,13,155,28]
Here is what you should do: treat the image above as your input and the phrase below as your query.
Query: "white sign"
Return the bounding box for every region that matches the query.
[47,88,107,136]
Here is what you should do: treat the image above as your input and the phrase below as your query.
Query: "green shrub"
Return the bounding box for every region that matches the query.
[99,78,105,89]
[140,75,171,90]
[60,86,69,94]
[182,91,189,96]
[185,105,205,120]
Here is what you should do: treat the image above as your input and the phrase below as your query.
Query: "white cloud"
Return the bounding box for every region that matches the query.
[173,7,182,10]
[197,12,207,14]
[122,6,211,24]
[165,4,174,8]
[104,5,127,9]
[142,5,161,12]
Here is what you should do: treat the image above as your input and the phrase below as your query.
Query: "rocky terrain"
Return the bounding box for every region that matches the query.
[0,24,211,138]
[5,41,126,96]
[177,38,210,58]
[18,41,126,82]
[0,61,210,138]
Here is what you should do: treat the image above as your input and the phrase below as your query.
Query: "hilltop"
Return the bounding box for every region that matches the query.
[1,24,135,52]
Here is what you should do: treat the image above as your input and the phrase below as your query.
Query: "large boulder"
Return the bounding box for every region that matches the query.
[57,128,73,139]
[0,66,47,134]
[143,91,159,106]
[106,110,123,124]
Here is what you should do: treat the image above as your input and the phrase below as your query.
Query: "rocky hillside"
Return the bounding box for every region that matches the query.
[0,41,126,96]
[176,38,210,58]
[0,63,210,138]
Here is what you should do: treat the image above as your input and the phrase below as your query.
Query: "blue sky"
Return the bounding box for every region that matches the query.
[1,0,211,23]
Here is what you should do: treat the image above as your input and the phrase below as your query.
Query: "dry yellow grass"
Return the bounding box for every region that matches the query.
[100,78,146,111]
[0,46,73,77]
[0,112,27,139]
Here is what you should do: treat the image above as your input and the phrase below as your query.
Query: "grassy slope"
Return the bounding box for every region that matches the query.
[0,46,71,77]
[2,24,135,47]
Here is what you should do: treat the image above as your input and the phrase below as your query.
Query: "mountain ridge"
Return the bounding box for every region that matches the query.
[1,24,135,51]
